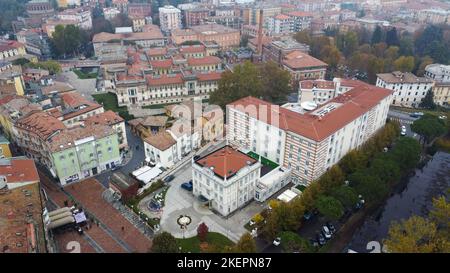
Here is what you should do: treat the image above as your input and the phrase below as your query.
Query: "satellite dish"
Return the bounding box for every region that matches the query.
[301,101,317,111]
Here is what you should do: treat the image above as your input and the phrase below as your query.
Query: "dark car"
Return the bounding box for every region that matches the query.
[181,180,193,191]
[303,211,313,220]
[193,155,201,161]
[316,233,326,246]
[163,175,175,183]
[326,222,336,234]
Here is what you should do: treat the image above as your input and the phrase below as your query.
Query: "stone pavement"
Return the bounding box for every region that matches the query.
[39,170,127,253]
[65,178,153,253]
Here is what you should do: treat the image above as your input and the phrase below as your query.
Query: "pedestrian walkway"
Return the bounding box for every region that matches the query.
[65,179,153,253]
[102,189,154,238]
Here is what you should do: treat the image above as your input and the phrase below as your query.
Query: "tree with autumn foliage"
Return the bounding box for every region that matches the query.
[197,222,209,242]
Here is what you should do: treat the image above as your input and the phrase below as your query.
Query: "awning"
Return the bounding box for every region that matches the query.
[136,164,163,184]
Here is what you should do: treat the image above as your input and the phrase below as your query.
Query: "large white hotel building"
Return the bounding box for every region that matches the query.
[226,82,393,185]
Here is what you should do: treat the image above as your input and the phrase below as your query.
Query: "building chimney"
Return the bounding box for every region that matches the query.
[257,9,264,58]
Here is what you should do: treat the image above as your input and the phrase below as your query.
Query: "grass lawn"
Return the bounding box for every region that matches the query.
[73,69,98,79]
[295,185,306,192]
[247,151,279,169]
[176,232,234,253]
[92,93,134,121]
[142,102,174,109]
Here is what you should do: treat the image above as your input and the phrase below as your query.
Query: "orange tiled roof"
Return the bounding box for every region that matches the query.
[150,59,173,69]
[0,157,39,183]
[196,71,222,81]
[84,110,124,127]
[187,56,221,66]
[195,146,257,179]
[283,51,328,70]
[15,111,65,140]
[228,84,392,142]
[144,131,176,151]
[146,74,184,86]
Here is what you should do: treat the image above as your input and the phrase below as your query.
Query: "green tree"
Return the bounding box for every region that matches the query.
[12,58,30,66]
[293,30,312,45]
[51,24,83,57]
[259,61,292,103]
[371,26,383,45]
[209,61,262,109]
[369,154,401,185]
[234,233,257,253]
[151,232,179,253]
[418,90,437,110]
[411,115,446,144]
[329,185,359,209]
[350,170,388,203]
[26,60,62,75]
[415,56,434,76]
[394,56,415,72]
[338,149,368,174]
[386,27,399,46]
[279,231,314,253]
[367,55,385,84]
[314,195,344,220]
[317,165,345,193]
[337,31,359,57]
[320,45,341,70]
[390,137,421,169]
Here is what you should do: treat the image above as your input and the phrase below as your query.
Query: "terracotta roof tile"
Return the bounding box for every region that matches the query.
[84,110,124,127]
[283,51,328,70]
[187,56,221,66]
[228,84,392,142]
[144,131,176,151]
[195,146,257,179]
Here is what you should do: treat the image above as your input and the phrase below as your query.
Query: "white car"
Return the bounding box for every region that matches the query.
[273,237,281,246]
[322,226,332,239]
[439,115,447,120]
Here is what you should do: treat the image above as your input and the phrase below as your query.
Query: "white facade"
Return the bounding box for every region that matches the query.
[57,9,93,29]
[144,140,178,169]
[254,166,292,202]
[159,5,182,33]
[227,86,393,185]
[425,63,450,83]
[103,8,121,20]
[192,155,261,217]
[376,72,434,108]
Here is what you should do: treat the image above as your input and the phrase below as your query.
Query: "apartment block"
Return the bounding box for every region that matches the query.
[227,83,392,185]
[376,71,433,108]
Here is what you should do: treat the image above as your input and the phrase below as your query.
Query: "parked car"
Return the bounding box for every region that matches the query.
[322,226,332,239]
[273,237,281,246]
[310,238,319,247]
[193,155,201,161]
[316,233,326,246]
[326,222,336,234]
[163,175,175,183]
[249,220,256,226]
[181,180,193,191]
[439,115,447,120]
[303,211,313,220]
[401,125,407,136]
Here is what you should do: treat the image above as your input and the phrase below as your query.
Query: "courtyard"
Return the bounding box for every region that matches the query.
[155,149,268,243]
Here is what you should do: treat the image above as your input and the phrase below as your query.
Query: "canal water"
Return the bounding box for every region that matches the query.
[347,151,450,253]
